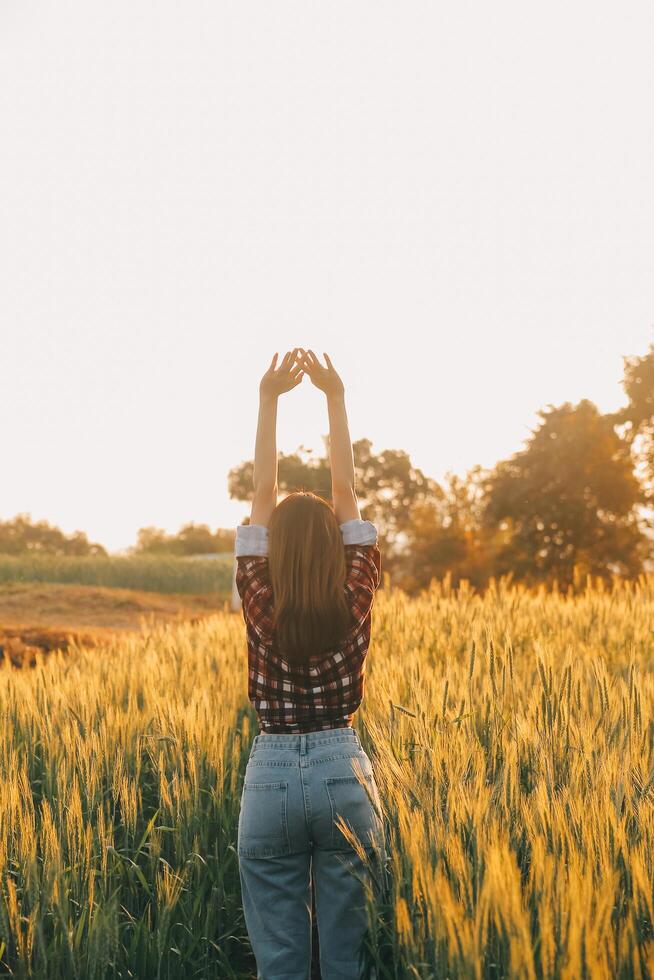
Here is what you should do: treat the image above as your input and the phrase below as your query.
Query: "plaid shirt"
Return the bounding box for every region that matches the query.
[235,520,381,734]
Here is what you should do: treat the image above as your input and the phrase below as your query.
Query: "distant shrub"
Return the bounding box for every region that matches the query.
[0,514,106,556]
[134,523,235,556]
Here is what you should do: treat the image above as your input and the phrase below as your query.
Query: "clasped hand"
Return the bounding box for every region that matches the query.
[259,348,344,400]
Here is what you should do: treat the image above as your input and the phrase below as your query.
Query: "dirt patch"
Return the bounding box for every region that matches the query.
[0,626,101,668]
[0,582,229,667]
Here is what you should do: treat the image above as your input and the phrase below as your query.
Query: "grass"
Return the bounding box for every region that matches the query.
[1,572,654,977]
[0,555,235,596]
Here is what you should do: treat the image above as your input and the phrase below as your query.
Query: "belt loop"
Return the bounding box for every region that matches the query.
[300,734,307,756]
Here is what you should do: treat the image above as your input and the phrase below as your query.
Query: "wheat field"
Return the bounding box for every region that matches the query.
[1,575,653,978]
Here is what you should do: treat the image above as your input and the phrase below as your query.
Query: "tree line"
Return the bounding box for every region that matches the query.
[2,342,651,592]
[0,518,235,559]
[229,341,654,592]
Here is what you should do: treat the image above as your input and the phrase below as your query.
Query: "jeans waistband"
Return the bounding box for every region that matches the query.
[253,725,359,751]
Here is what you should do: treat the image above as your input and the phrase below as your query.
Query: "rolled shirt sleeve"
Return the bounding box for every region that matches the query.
[235,518,377,555]
[339,518,378,546]
[235,523,269,557]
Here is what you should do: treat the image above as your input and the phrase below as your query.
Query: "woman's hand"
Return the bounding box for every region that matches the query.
[298,349,345,399]
[259,349,304,400]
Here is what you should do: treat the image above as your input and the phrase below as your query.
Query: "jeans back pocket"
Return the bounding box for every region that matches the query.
[325,773,384,852]
[238,781,291,858]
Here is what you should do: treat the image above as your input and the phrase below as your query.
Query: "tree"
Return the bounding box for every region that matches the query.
[352,439,437,549]
[228,444,332,505]
[134,523,234,556]
[398,466,504,592]
[134,527,170,555]
[175,523,234,555]
[227,437,436,553]
[612,341,654,506]
[0,514,106,556]
[482,400,648,586]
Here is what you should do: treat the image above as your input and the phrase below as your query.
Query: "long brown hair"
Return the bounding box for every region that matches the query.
[268,491,351,665]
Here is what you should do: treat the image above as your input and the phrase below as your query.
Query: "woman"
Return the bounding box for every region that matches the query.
[235,348,387,980]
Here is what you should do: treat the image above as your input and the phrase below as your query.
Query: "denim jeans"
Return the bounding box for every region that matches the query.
[237,725,387,980]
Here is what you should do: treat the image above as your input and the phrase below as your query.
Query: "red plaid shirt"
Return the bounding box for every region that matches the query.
[235,542,381,734]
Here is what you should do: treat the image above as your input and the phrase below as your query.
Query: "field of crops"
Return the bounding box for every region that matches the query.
[1,574,653,978]
[0,555,234,596]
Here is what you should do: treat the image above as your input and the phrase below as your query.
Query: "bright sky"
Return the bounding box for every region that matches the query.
[2,2,653,552]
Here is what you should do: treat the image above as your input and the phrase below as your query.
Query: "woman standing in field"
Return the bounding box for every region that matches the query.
[234,348,387,980]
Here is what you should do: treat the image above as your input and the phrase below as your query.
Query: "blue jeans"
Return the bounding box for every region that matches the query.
[237,725,387,980]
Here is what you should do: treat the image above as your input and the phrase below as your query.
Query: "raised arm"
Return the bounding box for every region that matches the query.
[298,350,360,523]
[250,350,303,526]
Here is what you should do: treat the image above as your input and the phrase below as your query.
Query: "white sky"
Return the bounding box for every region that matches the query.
[1,1,653,552]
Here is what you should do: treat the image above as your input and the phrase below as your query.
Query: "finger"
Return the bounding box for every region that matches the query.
[269,352,279,370]
[323,352,335,370]
[280,350,293,369]
[289,374,304,388]
[307,349,321,367]
[298,352,313,371]
[290,365,304,380]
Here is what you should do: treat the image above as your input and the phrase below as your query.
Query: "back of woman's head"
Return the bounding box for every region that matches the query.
[268,492,351,666]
